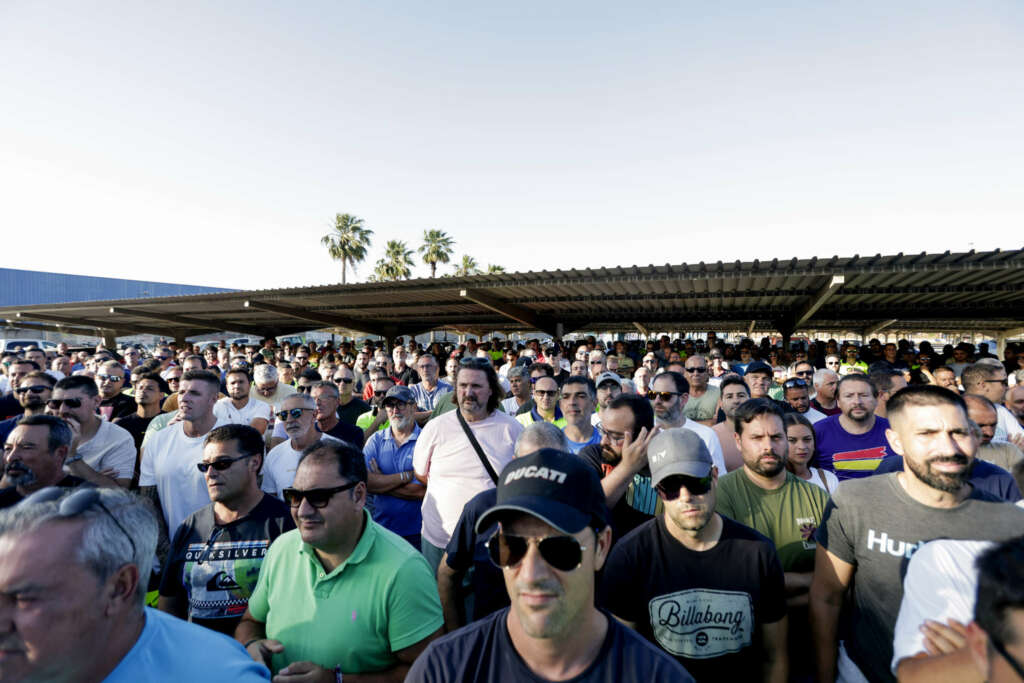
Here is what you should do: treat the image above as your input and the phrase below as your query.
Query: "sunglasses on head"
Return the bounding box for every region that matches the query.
[647,390,682,401]
[486,529,587,572]
[275,407,311,421]
[47,398,82,409]
[14,385,49,395]
[197,453,255,473]
[656,474,713,499]
[282,482,358,508]
[21,487,136,557]
[783,378,808,389]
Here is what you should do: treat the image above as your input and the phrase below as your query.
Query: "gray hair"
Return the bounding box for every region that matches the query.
[281,391,316,411]
[16,414,72,453]
[311,380,339,399]
[0,488,158,608]
[514,421,569,457]
[813,368,838,387]
[254,363,278,384]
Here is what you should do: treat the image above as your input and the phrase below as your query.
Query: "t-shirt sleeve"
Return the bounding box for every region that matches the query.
[814,491,856,566]
[386,555,444,652]
[246,540,275,623]
[138,434,158,487]
[363,432,381,462]
[578,445,605,478]
[108,431,137,479]
[158,522,190,598]
[253,402,272,422]
[272,419,286,439]
[403,640,447,683]
[891,544,948,670]
[260,458,278,496]
[412,423,435,477]
[714,475,739,521]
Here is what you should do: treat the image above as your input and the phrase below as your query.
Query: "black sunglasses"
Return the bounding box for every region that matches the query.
[275,407,311,421]
[656,474,713,499]
[97,374,124,382]
[21,487,136,558]
[783,378,808,389]
[282,482,359,508]
[46,398,82,409]
[295,385,312,394]
[684,367,707,373]
[333,377,353,384]
[647,390,682,401]
[197,453,255,473]
[14,385,49,395]
[533,389,558,398]
[486,529,586,572]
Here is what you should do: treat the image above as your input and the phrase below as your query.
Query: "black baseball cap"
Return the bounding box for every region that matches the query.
[476,449,609,535]
[744,360,773,376]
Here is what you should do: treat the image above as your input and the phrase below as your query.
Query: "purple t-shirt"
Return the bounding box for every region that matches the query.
[812,414,892,480]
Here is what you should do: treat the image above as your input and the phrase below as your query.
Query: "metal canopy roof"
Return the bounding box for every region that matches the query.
[2,248,1022,341]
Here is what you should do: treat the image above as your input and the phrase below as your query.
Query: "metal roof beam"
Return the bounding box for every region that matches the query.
[15,312,177,337]
[109,307,268,336]
[459,289,557,336]
[792,275,845,330]
[243,300,385,336]
[1,319,102,337]
[633,322,650,337]
[862,319,899,337]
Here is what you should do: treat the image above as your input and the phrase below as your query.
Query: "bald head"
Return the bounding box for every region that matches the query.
[963,394,998,445]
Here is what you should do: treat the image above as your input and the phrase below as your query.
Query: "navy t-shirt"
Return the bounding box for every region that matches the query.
[813,414,893,480]
[444,488,509,621]
[873,455,1022,502]
[406,607,694,682]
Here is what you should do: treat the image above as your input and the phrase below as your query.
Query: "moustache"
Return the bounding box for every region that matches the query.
[928,455,970,466]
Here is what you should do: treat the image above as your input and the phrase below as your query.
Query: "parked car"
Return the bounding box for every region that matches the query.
[0,338,58,354]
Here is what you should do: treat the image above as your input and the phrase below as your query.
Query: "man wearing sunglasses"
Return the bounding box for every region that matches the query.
[0,358,38,421]
[602,429,788,682]
[649,371,728,475]
[364,386,423,547]
[250,363,295,411]
[159,424,293,636]
[239,440,443,680]
[96,359,137,422]
[592,371,623,428]
[515,374,566,429]
[0,371,54,448]
[409,448,692,682]
[309,381,364,448]
[262,393,339,500]
[680,355,719,427]
[356,371,397,439]
[52,375,135,488]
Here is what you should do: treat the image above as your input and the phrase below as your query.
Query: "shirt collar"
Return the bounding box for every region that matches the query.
[382,422,421,443]
[299,508,377,580]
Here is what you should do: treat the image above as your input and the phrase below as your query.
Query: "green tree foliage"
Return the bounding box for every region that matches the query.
[485,264,506,274]
[418,229,455,278]
[320,213,373,284]
[373,240,416,281]
[453,254,481,277]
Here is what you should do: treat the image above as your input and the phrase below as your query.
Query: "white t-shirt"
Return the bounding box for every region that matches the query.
[679,418,727,475]
[890,539,992,675]
[213,396,272,427]
[501,396,526,415]
[413,410,523,548]
[797,466,839,495]
[74,419,137,480]
[800,406,828,424]
[139,418,230,534]
[995,404,1024,442]
[261,434,341,500]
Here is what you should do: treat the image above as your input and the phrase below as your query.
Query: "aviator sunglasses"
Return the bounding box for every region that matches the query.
[486,528,587,572]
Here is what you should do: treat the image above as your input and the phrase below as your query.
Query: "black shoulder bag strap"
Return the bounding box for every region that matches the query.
[456,409,500,484]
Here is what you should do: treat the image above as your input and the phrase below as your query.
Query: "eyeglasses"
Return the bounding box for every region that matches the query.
[990,632,1024,680]
[647,390,682,401]
[295,385,312,394]
[656,474,713,499]
[14,385,49,395]
[46,398,83,409]
[21,487,136,558]
[383,400,411,410]
[684,367,707,373]
[596,425,627,444]
[197,453,255,473]
[783,378,808,389]
[486,529,586,572]
[155,355,170,361]
[983,378,1009,386]
[459,357,491,369]
[333,377,353,384]
[282,482,359,508]
[275,407,311,421]
[96,374,124,382]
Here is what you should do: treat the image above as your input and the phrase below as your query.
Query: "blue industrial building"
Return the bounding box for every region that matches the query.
[0,268,232,307]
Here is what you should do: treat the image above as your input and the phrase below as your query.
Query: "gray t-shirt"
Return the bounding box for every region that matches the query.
[815,473,1024,683]
[681,386,720,422]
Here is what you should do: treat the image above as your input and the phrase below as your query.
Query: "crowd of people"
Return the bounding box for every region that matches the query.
[0,331,1023,682]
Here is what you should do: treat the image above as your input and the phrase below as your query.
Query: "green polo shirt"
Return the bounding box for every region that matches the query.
[247,511,442,675]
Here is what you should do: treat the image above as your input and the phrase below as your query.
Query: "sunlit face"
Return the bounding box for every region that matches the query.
[533,377,559,414]
[720,383,750,419]
[784,386,810,413]
[933,368,959,392]
[311,386,340,423]
[416,357,438,384]
[225,372,250,400]
[661,469,718,535]
[650,375,685,423]
[598,406,634,463]
[291,458,365,555]
[888,402,975,493]
[456,368,491,419]
[281,396,315,439]
[3,424,64,489]
[595,381,621,410]
[837,379,877,423]
[734,414,787,477]
[786,423,815,468]
[177,378,218,422]
[745,372,772,399]
[559,382,594,422]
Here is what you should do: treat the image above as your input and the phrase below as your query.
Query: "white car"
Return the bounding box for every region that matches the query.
[0,338,58,354]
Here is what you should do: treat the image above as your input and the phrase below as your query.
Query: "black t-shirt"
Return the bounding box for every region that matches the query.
[336,397,371,426]
[0,475,85,509]
[0,395,22,421]
[113,413,155,453]
[810,398,842,417]
[159,494,295,635]
[600,515,786,682]
[100,392,137,421]
[579,444,656,543]
[0,416,19,450]
[406,607,694,682]
[397,366,421,386]
[444,488,508,621]
[323,419,365,448]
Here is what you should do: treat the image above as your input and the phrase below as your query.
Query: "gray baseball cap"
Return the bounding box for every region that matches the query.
[648,429,713,486]
[383,385,416,404]
[595,371,622,388]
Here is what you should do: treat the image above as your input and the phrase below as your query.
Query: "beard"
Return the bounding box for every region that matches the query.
[4,462,37,487]
[746,452,787,478]
[905,454,972,493]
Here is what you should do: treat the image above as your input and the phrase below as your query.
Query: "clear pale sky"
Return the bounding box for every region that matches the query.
[2,1,1020,290]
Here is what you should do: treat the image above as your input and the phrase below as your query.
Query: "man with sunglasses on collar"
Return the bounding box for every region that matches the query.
[601,429,788,682]
[238,440,443,681]
[408,448,692,682]
[159,424,293,635]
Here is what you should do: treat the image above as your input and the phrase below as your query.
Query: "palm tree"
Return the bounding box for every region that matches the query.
[321,213,373,284]
[485,264,506,274]
[418,229,455,278]
[453,254,480,277]
[373,240,415,281]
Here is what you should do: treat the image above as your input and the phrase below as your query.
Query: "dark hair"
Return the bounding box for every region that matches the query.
[837,373,878,398]
[225,367,252,382]
[868,368,904,396]
[782,411,816,457]
[733,398,786,436]
[652,370,690,395]
[606,393,654,438]
[887,385,967,426]
[181,369,221,391]
[10,359,40,371]
[16,413,72,452]
[204,424,266,472]
[20,371,55,388]
[454,362,504,413]
[562,375,597,401]
[974,536,1024,647]
[298,368,322,383]
[962,363,1000,390]
[719,374,750,395]
[183,354,208,369]
[310,380,339,399]
[54,374,99,398]
[298,440,368,485]
[526,362,554,378]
